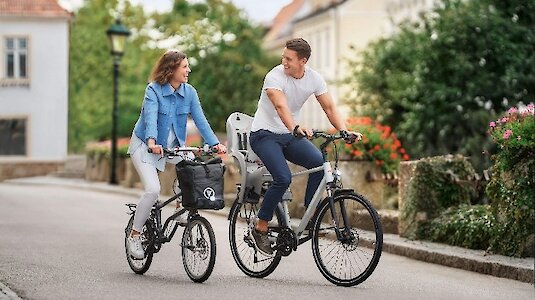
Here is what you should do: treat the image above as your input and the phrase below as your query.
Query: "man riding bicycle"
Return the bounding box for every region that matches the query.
[249,38,362,255]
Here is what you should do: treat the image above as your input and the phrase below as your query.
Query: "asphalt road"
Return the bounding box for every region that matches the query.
[0,183,533,299]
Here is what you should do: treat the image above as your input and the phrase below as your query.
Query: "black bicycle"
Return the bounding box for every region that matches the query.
[124,146,219,283]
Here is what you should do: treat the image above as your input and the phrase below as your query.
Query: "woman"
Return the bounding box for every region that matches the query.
[126,50,226,259]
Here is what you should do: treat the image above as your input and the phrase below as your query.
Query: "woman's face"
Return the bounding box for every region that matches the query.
[172,58,191,84]
[281,48,306,78]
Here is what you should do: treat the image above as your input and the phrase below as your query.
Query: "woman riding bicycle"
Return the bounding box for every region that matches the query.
[126,49,226,259]
[248,38,361,255]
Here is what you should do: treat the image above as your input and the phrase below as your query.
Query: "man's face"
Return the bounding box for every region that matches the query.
[172,58,191,84]
[281,47,306,78]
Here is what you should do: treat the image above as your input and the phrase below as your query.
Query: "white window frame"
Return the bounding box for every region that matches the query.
[1,36,30,86]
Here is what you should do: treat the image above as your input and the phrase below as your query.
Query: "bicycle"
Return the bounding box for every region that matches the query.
[226,112,383,287]
[124,146,220,283]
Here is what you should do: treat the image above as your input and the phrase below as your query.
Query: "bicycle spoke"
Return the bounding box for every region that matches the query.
[312,193,383,286]
[229,203,282,277]
[182,217,216,282]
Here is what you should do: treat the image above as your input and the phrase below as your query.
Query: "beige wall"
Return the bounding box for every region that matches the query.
[291,0,388,130]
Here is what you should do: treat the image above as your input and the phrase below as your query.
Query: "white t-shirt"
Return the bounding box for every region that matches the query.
[250,64,328,134]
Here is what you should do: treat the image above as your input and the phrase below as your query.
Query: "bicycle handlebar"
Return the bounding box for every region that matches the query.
[148,145,218,156]
[305,130,358,144]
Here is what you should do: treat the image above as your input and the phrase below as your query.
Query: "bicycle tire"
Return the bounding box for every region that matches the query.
[125,215,154,275]
[181,215,216,283]
[311,192,383,286]
[228,202,282,278]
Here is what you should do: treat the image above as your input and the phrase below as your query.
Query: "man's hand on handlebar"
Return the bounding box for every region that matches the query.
[293,125,313,139]
[340,130,363,144]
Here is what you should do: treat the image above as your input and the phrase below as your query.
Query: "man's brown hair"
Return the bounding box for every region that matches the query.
[285,38,311,60]
[149,50,187,84]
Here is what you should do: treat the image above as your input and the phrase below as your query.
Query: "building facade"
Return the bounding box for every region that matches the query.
[0,0,71,162]
[263,0,389,129]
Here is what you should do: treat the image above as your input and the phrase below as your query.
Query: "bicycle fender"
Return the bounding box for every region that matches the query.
[333,189,354,197]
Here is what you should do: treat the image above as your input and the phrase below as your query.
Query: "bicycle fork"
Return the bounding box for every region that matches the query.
[327,192,353,242]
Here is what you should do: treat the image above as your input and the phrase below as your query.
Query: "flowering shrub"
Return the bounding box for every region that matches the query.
[486,103,534,257]
[341,117,409,174]
[488,103,534,169]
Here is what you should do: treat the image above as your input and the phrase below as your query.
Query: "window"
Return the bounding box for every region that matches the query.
[0,118,27,155]
[5,37,28,79]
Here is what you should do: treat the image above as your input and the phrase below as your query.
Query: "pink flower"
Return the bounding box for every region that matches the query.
[489,121,496,128]
[527,103,535,115]
[507,107,518,114]
[503,129,513,139]
[501,117,508,123]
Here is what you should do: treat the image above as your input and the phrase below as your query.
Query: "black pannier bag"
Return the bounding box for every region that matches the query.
[175,157,225,210]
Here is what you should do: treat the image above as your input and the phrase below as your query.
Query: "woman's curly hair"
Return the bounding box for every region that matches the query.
[149,49,186,84]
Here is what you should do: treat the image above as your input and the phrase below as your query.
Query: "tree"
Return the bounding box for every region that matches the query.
[344,0,535,171]
[68,0,276,151]
[68,0,158,152]
[151,0,278,131]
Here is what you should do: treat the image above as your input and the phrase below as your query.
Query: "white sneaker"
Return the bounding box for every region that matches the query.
[127,235,144,259]
[174,209,188,225]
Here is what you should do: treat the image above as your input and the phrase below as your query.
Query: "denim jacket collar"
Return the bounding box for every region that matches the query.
[162,83,186,97]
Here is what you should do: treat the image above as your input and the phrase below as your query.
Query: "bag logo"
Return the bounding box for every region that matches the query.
[203,187,216,201]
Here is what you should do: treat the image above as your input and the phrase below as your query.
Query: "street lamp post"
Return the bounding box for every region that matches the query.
[106,19,130,185]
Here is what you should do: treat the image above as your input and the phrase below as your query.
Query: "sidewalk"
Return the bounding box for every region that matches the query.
[4,175,534,284]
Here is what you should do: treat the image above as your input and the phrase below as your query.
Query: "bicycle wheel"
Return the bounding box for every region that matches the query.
[311,192,383,286]
[181,215,216,283]
[125,215,154,274]
[228,202,282,278]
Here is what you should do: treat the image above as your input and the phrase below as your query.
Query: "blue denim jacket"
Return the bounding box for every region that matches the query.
[132,82,219,148]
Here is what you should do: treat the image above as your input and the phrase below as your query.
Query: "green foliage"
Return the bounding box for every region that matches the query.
[401,155,477,238]
[69,0,159,152]
[69,0,276,152]
[486,103,534,257]
[488,103,535,169]
[151,0,278,131]
[344,0,535,171]
[423,204,495,250]
[341,117,409,174]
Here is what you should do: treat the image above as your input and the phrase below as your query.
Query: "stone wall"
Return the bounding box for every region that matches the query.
[397,160,418,236]
[0,159,63,181]
[85,155,389,219]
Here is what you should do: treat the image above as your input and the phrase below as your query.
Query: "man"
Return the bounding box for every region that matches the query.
[249,38,362,255]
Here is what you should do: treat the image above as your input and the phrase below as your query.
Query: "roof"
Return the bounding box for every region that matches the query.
[294,0,347,23]
[0,0,71,18]
[264,0,305,43]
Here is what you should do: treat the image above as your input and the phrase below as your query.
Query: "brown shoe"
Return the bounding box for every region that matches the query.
[251,229,273,256]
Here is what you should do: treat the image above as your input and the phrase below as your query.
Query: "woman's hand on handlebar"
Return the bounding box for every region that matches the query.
[212,143,227,154]
[147,138,163,156]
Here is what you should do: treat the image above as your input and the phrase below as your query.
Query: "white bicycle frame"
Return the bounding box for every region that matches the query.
[227,113,344,239]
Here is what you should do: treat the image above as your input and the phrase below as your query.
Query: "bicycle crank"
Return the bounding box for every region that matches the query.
[276,228,296,256]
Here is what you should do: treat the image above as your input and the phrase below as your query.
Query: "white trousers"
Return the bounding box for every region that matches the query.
[130,146,161,232]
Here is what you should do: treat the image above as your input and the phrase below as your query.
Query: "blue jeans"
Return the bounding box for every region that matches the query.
[249,130,324,221]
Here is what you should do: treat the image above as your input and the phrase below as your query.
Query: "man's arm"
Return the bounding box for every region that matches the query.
[266,88,297,132]
[316,92,347,131]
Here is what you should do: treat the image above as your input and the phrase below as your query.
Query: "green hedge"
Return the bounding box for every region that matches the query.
[423,204,495,250]
[401,155,477,239]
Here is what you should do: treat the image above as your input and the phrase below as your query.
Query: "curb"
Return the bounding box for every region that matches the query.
[0,282,22,300]
[4,176,534,284]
